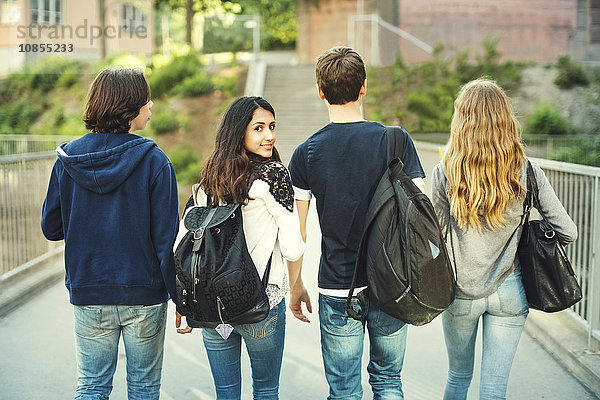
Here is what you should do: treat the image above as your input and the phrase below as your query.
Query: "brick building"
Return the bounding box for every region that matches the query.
[296,0,590,65]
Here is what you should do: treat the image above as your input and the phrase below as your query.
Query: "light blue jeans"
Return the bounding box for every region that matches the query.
[319,294,407,400]
[201,298,286,400]
[73,302,167,400]
[443,269,529,400]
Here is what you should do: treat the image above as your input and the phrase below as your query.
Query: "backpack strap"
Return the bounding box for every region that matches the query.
[190,207,217,302]
[345,126,407,326]
[385,126,406,166]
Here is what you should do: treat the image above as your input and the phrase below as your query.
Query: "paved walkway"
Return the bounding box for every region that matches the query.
[0,227,596,399]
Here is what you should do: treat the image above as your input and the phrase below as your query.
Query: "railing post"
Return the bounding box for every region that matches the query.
[371,14,380,65]
[347,15,355,48]
[589,175,600,351]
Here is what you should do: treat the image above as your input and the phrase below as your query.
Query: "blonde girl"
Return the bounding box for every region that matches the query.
[431,79,577,400]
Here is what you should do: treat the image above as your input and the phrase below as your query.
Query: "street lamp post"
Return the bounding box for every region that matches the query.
[243,15,260,61]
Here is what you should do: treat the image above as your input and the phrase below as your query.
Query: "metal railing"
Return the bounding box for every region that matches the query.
[0,135,78,156]
[348,14,434,66]
[0,151,62,280]
[523,135,600,162]
[416,142,600,350]
[534,158,600,350]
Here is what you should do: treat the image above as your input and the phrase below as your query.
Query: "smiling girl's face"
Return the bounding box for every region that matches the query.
[243,107,276,158]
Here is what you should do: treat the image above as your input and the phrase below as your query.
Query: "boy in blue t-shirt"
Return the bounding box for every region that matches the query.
[287,46,425,399]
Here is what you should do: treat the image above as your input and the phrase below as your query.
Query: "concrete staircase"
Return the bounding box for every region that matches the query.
[262,65,329,164]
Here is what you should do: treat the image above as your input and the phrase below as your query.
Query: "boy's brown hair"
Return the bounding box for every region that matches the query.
[315,46,366,105]
[84,68,150,134]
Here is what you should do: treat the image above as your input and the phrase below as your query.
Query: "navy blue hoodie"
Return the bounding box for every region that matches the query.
[41,133,179,306]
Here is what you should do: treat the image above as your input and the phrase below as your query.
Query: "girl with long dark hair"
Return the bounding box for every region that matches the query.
[175,96,305,400]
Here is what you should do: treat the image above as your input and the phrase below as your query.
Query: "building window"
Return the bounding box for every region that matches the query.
[31,0,61,25]
[122,5,147,32]
[1,0,20,25]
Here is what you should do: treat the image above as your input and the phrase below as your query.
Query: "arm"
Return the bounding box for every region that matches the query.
[431,163,450,236]
[531,162,578,244]
[150,162,180,306]
[41,162,64,241]
[287,199,312,323]
[261,164,305,261]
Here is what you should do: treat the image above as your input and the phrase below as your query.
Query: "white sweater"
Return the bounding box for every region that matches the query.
[178,162,305,295]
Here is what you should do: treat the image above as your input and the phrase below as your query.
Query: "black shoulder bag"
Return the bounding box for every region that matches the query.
[517,161,582,312]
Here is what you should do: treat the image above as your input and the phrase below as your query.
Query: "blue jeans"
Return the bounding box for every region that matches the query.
[319,294,407,400]
[443,270,529,400]
[202,299,286,400]
[73,302,167,400]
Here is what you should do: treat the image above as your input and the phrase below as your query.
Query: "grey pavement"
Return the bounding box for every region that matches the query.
[0,222,597,399]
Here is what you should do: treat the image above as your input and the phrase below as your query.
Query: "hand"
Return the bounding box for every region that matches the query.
[289,282,312,323]
[175,311,193,334]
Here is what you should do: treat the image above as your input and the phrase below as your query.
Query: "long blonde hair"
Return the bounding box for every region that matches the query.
[443,79,525,229]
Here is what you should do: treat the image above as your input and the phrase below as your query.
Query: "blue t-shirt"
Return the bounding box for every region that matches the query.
[288,121,425,290]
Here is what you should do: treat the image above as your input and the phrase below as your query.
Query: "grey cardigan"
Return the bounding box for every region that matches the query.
[431,160,578,299]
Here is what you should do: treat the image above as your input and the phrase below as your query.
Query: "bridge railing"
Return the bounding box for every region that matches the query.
[0,135,78,156]
[0,152,63,281]
[416,142,600,350]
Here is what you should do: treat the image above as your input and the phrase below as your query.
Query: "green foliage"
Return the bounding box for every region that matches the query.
[370,37,525,133]
[550,139,600,167]
[454,38,523,90]
[28,99,85,135]
[31,100,65,133]
[171,73,215,97]
[27,56,84,93]
[0,99,42,134]
[406,92,437,120]
[149,53,202,98]
[525,103,573,136]
[241,0,297,50]
[203,15,253,54]
[168,146,202,184]
[94,54,148,78]
[213,73,239,97]
[150,109,181,135]
[554,56,589,89]
[0,57,82,104]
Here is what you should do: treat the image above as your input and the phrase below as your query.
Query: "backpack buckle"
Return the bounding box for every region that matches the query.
[194,227,205,240]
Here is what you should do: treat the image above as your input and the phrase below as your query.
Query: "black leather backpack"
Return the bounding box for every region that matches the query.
[174,197,271,332]
[346,126,456,326]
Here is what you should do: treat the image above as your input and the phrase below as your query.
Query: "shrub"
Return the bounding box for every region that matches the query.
[149,53,202,98]
[171,73,214,97]
[168,146,202,184]
[406,92,438,120]
[0,99,42,134]
[213,74,239,97]
[554,56,589,89]
[525,103,573,136]
[550,139,600,167]
[150,110,180,135]
[28,56,83,93]
[30,100,65,134]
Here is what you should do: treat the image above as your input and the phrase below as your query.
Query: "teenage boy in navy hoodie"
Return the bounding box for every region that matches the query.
[41,68,179,400]
[287,47,426,400]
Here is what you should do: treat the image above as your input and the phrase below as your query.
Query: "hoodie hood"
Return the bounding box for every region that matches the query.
[57,133,157,194]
